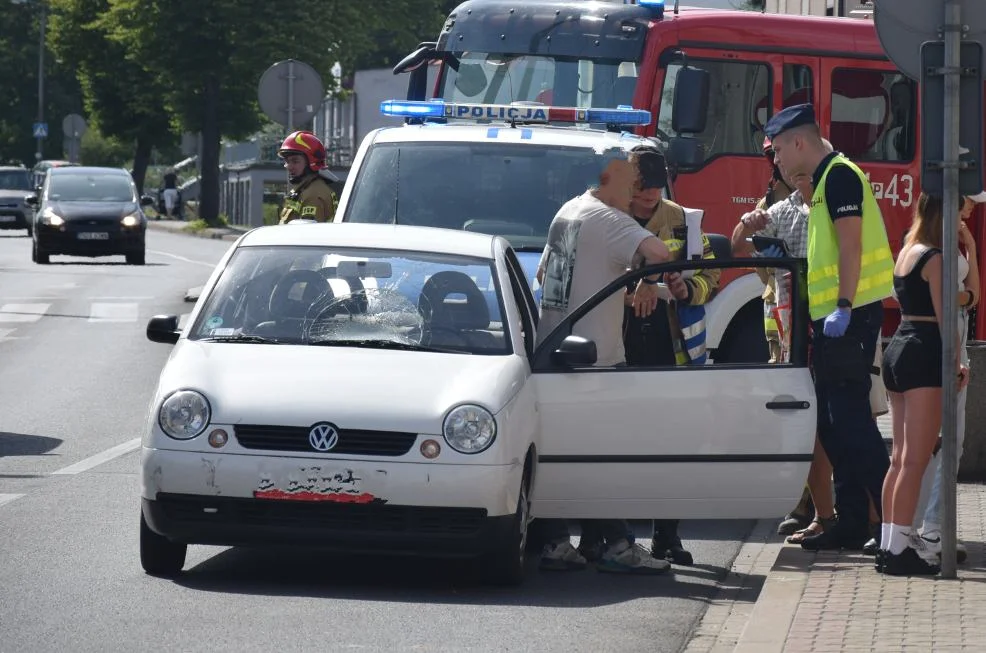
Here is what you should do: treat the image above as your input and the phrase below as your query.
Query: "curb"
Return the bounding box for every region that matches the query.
[683,519,787,653]
[184,287,202,303]
[146,220,245,242]
[732,545,811,653]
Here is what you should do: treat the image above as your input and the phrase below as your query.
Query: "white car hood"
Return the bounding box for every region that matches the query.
[157,341,527,434]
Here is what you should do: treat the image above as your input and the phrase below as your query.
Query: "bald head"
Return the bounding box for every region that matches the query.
[594,158,639,213]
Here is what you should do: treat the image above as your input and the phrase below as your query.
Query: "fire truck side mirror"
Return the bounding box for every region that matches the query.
[671,66,710,135]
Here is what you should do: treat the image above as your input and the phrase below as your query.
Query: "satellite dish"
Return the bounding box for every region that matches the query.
[874,0,986,81]
[258,59,325,130]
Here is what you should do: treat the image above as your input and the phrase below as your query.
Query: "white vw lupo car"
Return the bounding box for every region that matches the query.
[141,223,816,584]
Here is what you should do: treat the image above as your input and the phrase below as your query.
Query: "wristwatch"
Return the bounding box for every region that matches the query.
[641,276,661,286]
[837,298,853,309]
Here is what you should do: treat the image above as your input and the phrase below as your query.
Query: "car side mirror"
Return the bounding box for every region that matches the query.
[147,315,181,344]
[24,194,38,207]
[667,136,705,169]
[671,66,711,134]
[551,335,597,368]
[140,195,155,207]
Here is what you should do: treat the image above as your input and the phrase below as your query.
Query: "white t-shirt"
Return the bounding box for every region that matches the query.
[536,191,653,366]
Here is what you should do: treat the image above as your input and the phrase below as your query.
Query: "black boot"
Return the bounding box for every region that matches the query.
[651,519,694,565]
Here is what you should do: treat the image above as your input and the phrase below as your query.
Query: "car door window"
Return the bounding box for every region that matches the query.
[503,248,537,359]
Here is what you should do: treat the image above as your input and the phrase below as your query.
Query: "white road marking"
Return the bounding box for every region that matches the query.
[147,249,217,269]
[51,438,141,475]
[89,296,155,301]
[0,327,18,342]
[88,302,140,323]
[0,303,49,323]
[0,494,25,508]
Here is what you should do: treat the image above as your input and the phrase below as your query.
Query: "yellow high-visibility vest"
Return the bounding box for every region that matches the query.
[807,155,893,320]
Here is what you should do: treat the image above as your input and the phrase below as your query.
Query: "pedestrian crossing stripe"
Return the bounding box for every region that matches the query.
[0,303,49,323]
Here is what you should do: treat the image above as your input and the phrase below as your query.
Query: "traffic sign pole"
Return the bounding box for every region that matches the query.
[940,0,961,582]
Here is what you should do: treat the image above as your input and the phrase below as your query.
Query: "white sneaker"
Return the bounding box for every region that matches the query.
[597,540,671,575]
[921,530,968,563]
[539,540,587,571]
[911,532,942,565]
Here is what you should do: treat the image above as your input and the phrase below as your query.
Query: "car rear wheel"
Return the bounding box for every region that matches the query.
[126,249,145,266]
[485,463,532,586]
[140,511,187,577]
[31,239,49,264]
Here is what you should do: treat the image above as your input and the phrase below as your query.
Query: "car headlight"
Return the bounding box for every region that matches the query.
[158,390,211,440]
[442,404,496,454]
[41,207,64,226]
[121,213,139,227]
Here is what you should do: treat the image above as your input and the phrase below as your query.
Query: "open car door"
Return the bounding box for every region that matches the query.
[530,258,816,520]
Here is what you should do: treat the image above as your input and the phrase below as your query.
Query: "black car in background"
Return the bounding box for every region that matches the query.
[26,166,154,265]
[0,166,34,236]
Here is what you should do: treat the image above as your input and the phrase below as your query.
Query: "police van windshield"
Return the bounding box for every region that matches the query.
[438,53,639,109]
[345,142,626,250]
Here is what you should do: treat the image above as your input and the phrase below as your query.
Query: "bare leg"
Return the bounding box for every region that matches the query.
[890,388,942,526]
[807,435,835,518]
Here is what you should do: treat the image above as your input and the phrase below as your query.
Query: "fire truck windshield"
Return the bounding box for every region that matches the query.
[437,53,639,110]
[344,141,629,251]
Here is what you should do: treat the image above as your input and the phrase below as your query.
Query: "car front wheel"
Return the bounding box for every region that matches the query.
[126,249,145,266]
[485,463,532,586]
[140,511,186,577]
[31,239,49,264]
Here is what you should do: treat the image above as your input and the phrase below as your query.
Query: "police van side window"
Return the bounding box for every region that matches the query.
[829,68,916,162]
[658,59,772,164]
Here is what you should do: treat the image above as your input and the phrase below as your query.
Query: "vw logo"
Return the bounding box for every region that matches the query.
[308,423,339,452]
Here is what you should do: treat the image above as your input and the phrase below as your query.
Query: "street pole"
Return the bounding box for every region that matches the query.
[36,1,46,161]
[940,0,961,580]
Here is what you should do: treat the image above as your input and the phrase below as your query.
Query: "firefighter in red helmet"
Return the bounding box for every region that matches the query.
[277,131,338,224]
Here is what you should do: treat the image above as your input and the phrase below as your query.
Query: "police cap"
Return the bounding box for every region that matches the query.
[763,104,817,140]
[630,144,668,190]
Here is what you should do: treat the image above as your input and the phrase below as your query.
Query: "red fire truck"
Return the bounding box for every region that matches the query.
[396,0,983,357]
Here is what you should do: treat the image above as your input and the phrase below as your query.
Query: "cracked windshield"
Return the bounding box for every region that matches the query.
[191,246,509,354]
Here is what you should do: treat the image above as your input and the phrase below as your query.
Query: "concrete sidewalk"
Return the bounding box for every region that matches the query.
[145,218,249,242]
[687,415,986,652]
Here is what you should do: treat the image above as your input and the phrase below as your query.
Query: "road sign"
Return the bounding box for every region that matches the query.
[61,113,87,139]
[875,0,986,80]
[32,122,48,138]
[921,40,984,195]
[258,59,325,131]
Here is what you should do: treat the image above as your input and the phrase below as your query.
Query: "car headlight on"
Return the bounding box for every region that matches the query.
[442,404,496,454]
[158,389,211,440]
[121,213,139,227]
[41,207,64,226]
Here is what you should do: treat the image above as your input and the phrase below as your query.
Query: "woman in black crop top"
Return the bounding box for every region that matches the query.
[878,193,971,576]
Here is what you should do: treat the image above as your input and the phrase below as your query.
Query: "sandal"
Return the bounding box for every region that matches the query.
[786,515,837,544]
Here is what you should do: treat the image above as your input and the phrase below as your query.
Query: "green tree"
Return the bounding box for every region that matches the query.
[104,0,342,225]
[79,126,131,167]
[47,0,176,193]
[0,1,83,165]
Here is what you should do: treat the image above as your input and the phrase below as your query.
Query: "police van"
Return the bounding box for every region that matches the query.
[335,99,759,363]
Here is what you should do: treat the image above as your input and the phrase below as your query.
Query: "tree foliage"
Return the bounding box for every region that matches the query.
[0,1,83,165]
[47,0,176,191]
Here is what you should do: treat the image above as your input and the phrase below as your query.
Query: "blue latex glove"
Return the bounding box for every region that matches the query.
[822,307,851,337]
[760,244,784,259]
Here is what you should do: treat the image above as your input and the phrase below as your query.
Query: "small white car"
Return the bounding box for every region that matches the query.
[141,223,815,584]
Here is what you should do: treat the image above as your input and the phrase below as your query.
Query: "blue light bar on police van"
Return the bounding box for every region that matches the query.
[379,100,651,126]
[636,0,666,17]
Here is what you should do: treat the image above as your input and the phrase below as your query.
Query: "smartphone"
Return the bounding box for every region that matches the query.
[752,235,790,257]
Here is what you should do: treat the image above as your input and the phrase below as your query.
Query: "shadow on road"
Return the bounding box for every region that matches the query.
[0,432,63,457]
[170,521,764,608]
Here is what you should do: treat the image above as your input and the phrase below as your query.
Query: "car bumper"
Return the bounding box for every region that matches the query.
[0,210,29,229]
[37,226,144,255]
[140,447,522,556]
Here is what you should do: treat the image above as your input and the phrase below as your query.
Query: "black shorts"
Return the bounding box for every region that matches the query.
[881,322,942,393]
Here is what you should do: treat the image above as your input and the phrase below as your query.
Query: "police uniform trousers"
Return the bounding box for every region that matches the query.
[811,302,890,535]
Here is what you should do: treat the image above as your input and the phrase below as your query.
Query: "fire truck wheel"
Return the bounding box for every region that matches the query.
[716,301,770,364]
[140,511,187,577]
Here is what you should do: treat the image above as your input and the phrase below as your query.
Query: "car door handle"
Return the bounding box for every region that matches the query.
[766,400,811,410]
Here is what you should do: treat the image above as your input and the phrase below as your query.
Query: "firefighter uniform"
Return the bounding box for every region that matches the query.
[631,198,719,365]
[279,174,337,224]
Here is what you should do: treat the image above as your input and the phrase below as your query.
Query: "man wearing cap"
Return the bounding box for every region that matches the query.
[765,103,893,551]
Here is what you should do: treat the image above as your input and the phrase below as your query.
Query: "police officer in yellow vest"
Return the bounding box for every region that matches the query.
[277,131,338,224]
[766,104,893,551]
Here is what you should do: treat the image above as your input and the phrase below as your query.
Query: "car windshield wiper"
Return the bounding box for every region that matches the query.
[197,334,282,344]
[308,338,466,354]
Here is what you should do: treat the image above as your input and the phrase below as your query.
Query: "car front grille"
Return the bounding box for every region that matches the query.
[234,424,418,456]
